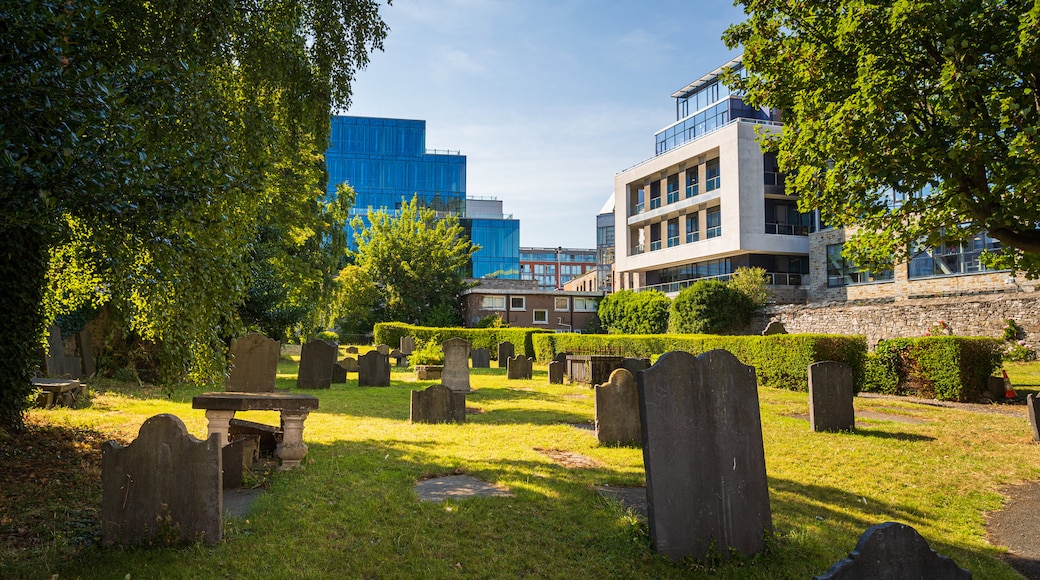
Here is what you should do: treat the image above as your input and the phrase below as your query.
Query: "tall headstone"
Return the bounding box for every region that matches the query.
[374,344,391,356]
[595,369,641,446]
[621,357,651,376]
[637,350,772,561]
[77,329,96,378]
[506,356,533,380]
[441,338,471,393]
[548,361,564,384]
[497,342,515,368]
[44,324,65,377]
[357,350,391,387]
[553,351,570,379]
[808,361,856,432]
[814,522,971,579]
[1028,394,1039,442]
[471,348,491,368]
[296,339,337,389]
[101,414,222,546]
[400,335,417,356]
[410,384,466,424]
[227,332,279,392]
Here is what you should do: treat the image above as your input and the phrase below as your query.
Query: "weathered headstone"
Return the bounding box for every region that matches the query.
[374,343,391,356]
[410,384,466,424]
[222,437,258,490]
[808,361,855,432]
[595,369,641,446]
[227,332,279,392]
[77,329,96,377]
[548,361,564,384]
[497,341,515,368]
[471,348,491,368]
[553,351,570,377]
[762,320,788,335]
[813,522,971,579]
[357,350,391,387]
[345,346,359,354]
[331,362,347,384]
[637,350,772,561]
[441,338,471,393]
[390,349,407,367]
[400,335,416,356]
[621,357,651,376]
[101,414,222,546]
[44,324,65,377]
[1028,394,1039,442]
[506,355,533,380]
[339,356,359,373]
[296,339,337,389]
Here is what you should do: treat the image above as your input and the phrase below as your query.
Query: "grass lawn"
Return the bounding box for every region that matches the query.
[3,357,1039,579]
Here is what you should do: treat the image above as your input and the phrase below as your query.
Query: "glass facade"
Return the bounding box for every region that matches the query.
[463,217,521,279]
[826,243,894,286]
[909,231,1002,279]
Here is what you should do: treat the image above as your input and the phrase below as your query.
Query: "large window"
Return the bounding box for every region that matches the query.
[706,207,721,238]
[667,218,680,247]
[705,159,720,191]
[554,297,569,311]
[481,295,505,310]
[667,174,680,204]
[686,169,699,198]
[686,214,700,243]
[649,181,661,210]
[909,231,1001,278]
[574,297,597,312]
[765,199,814,235]
[826,244,893,287]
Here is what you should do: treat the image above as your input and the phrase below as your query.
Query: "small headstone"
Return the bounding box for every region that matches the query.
[621,357,651,375]
[345,346,358,354]
[296,339,337,389]
[339,356,358,373]
[762,320,788,335]
[548,361,564,384]
[813,522,971,579]
[410,384,466,424]
[471,348,491,368]
[506,356,533,380]
[77,329,96,377]
[497,342,515,368]
[986,376,1006,400]
[101,414,222,546]
[808,361,855,432]
[441,338,471,393]
[222,437,258,490]
[637,350,772,561]
[357,350,391,387]
[374,344,390,356]
[400,335,416,356]
[595,369,641,446]
[390,349,407,367]
[63,355,83,379]
[1028,394,1038,442]
[227,332,279,392]
[331,362,347,384]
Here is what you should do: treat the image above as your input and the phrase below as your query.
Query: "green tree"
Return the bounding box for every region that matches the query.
[728,267,770,309]
[597,290,671,334]
[669,279,753,335]
[724,1,1040,277]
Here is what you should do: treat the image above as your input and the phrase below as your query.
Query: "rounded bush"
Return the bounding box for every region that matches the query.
[669,279,753,335]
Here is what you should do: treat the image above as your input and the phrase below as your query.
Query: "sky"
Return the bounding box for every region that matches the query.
[343,0,748,249]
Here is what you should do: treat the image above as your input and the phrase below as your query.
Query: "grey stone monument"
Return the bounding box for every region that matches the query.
[227,332,279,392]
[101,414,222,546]
[621,357,651,376]
[497,341,515,368]
[374,343,391,355]
[358,350,391,387]
[78,329,96,378]
[44,324,66,377]
[339,356,359,373]
[410,384,466,424]
[296,339,337,389]
[400,335,416,356]
[762,320,788,335]
[595,369,641,446]
[637,350,772,562]
[548,361,564,384]
[1028,394,1038,442]
[441,338,471,393]
[471,348,491,368]
[808,361,856,432]
[506,355,533,380]
[814,522,971,579]
[390,349,407,367]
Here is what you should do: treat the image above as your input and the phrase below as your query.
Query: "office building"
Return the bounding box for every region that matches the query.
[520,247,598,291]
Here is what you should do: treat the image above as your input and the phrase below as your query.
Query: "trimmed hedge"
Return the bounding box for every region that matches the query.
[373,323,551,359]
[862,337,1003,402]
[531,332,866,391]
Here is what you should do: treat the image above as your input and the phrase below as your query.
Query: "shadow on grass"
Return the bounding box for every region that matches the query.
[846,428,935,443]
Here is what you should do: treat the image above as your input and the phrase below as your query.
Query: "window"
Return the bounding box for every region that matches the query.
[667,218,680,247]
[510,296,526,310]
[649,222,662,251]
[686,169,699,197]
[909,231,1002,279]
[649,181,662,209]
[574,297,597,312]
[827,243,893,286]
[705,159,720,191]
[666,174,680,204]
[554,297,569,311]
[533,309,548,324]
[481,295,505,310]
[706,207,721,238]
[686,214,700,243]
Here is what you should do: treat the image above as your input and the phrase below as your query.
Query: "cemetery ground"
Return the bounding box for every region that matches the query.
[1,354,1038,579]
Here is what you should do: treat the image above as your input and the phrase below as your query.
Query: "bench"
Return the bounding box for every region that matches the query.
[192,392,319,470]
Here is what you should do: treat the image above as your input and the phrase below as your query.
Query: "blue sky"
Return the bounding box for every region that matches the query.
[343,0,747,248]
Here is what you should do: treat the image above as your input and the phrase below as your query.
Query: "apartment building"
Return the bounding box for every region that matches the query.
[519,247,598,291]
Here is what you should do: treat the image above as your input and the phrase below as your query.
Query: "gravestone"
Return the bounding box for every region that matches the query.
[814,522,971,579]
[374,344,390,356]
[621,357,651,376]
[101,414,222,546]
[553,351,570,375]
[595,369,641,446]
[331,362,347,384]
[497,342,515,368]
[637,350,771,561]
[222,437,258,490]
[471,348,491,368]
[506,356,533,380]
[296,339,337,389]
[410,384,466,424]
[357,350,391,387]
[44,324,66,377]
[339,356,359,373]
[345,346,358,354]
[227,332,279,392]
[1029,394,1039,442]
[390,349,407,367]
[808,361,855,432]
[441,338,471,393]
[762,320,788,335]
[78,329,96,377]
[548,361,564,384]
[400,335,416,356]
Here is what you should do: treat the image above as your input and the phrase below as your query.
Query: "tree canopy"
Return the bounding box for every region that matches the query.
[724,1,1040,277]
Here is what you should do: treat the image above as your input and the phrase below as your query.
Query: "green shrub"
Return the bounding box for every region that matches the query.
[475,314,507,328]
[862,337,1004,401]
[315,330,339,342]
[409,339,444,365]
[597,290,670,334]
[668,279,754,334]
[728,266,769,308]
[1002,318,1023,341]
[372,323,550,359]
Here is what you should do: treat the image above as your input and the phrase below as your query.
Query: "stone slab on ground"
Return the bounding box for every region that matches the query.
[596,485,648,521]
[223,488,264,518]
[414,475,513,502]
[533,447,603,469]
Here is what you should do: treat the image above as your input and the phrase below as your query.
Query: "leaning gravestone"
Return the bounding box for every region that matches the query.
[227,332,279,392]
[548,361,564,384]
[344,346,359,354]
[1028,394,1038,442]
[296,339,337,389]
[813,522,971,579]
[808,361,855,432]
[410,384,466,424]
[374,343,391,356]
[357,350,391,387]
[101,414,222,546]
[506,356,533,380]
[621,357,651,376]
[497,342,515,368]
[637,350,772,561]
[339,356,359,373]
[400,335,416,356]
[595,369,641,446]
[471,348,491,368]
[441,338,471,393]
[762,320,788,335]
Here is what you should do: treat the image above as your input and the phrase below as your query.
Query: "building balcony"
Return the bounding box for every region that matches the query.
[649,240,662,251]
[765,223,813,236]
[686,232,700,243]
[630,244,644,255]
[631,202,644,216]
[686,184,699,198]
[667,191,680,204]
[705,176,720,191]
[706,226,721,238]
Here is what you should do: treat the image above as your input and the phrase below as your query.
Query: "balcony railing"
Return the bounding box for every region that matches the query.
[765,223,813,236]
[649,198,662,210]
[636,271,803,295]
[631,202,644,215]
[630,244,644,255]
[649,240,662,251]
[686,232,700,243]
[667,191,680,204]
[667,236,680,248]
[686,184,699,197]
[706,226,721,238]
[705,176,720,191]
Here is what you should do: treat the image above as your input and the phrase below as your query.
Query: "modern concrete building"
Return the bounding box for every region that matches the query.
[520,247,598,291]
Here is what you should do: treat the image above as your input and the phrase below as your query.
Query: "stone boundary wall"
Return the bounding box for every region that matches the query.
[752,293,1040,348]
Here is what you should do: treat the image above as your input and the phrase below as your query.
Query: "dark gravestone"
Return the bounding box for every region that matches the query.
[506,356,533,380]
[808,361,856,432]
[227,332,279,392]
[595,369,641,446]
[553,352,570,379]
[497,342,515,368]
[471,348,491,368]
[296,339,337,389]
[345,346,359,354]
[331,362,347,384]
[410,384,466,424]
[762,320,788,335]
[229,419,281,456]
[637,350,772,562]
[400,335,416,356]
[44,324,65,377]
[1029,394,1039,442]
[339,356,359,373]
[358,350,391,387]
[814,522,971,579]
[77,329,96,377]
[222,437,258,490]
[441,338,471,393]
[374,343,391,356]
[62,355,83,379]
[101,414,222,546]
[621,357,651,376]
[548,361,564,384]
[390,349,407,367]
